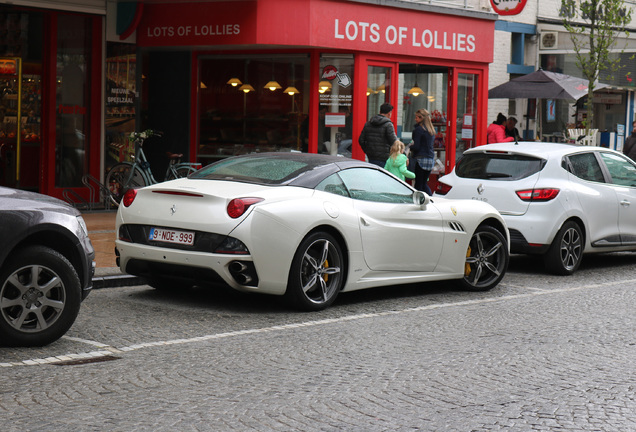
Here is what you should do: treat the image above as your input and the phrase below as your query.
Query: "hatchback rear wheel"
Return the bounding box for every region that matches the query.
[544,221,583,275]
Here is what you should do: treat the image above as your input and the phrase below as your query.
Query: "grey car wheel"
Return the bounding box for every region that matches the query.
[286,232,344,311]
[459,225,509,291]
[545,221,583,275]
[0,246,81,347]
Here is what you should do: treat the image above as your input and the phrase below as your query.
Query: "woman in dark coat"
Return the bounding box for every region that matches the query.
[410,108,435,194]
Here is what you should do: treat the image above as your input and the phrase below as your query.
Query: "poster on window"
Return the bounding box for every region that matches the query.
[546,99,555,123]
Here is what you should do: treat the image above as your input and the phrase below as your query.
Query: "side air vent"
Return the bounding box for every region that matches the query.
[448,221,466,232]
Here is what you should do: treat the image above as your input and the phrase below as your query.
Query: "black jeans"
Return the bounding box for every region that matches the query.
[414,162,432,195]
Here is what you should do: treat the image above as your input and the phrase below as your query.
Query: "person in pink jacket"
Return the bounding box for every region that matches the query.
[487,113,515,144]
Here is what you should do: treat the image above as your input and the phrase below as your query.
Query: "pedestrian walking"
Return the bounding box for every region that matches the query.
[487,113,514,144]
[623,121,636,161]
[384,140,415,181]
[358,103,398,167]
[410,108,435,194]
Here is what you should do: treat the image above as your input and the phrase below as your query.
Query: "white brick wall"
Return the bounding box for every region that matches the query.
[487,30,512,125]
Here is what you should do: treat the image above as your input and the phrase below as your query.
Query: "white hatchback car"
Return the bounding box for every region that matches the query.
[435,142,636,275]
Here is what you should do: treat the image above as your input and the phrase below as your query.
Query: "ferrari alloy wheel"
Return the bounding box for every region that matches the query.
[0,246,81,347]
[544,221,583,275]
[460,225,509,292]
[286,232,344,311]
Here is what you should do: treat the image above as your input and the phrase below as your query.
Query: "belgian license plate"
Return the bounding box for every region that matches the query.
[149,227,195,246]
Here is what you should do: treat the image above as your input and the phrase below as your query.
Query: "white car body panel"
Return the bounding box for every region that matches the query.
[437,142,636,253]
[115,154,509,303]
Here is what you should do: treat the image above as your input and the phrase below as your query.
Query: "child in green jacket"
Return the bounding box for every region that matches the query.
[384,140,415,181]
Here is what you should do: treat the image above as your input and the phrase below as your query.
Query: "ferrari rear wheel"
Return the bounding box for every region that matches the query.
[286,232,344,311]
[459,225,508,292]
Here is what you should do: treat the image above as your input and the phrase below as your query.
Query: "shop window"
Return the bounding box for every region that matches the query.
[104,43,136,173]
[317,54,353,157]
[55,14,92,188]
[0,9,43,191]
[197,55,309,163]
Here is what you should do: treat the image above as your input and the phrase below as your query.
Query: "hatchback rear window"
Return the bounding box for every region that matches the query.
[456,153,545,180]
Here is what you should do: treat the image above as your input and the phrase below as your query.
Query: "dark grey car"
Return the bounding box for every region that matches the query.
[0,187,95,346]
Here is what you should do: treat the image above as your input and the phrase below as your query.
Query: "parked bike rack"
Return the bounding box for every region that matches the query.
[82,174,113,210]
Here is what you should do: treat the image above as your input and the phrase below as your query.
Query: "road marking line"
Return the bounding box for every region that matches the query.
[4,278,636,368]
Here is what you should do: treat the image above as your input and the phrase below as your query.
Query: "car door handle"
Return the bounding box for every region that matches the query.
[360,217,370,226]
[621,200,630,207]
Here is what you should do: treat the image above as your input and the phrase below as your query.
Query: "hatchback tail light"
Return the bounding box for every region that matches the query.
[516,188,560,202]
[227,197,264,218]
[435,182,452,196]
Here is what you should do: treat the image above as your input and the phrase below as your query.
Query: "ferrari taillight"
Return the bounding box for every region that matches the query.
[227,197,264,218]
[122,189,137,207]
[435,181,452,196]
[516,188,560,202]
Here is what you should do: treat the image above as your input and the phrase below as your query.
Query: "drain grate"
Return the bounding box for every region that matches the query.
[54,355,121,366]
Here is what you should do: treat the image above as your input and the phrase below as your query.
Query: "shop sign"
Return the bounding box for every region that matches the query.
[138,1,256,47]
[313,2,494,62]
[325,113,346,127]
[138,1,493,63]
[593,94,622,105]
[489,0,528,16]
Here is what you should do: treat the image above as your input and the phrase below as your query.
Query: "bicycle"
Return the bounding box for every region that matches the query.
[105,130,201,205]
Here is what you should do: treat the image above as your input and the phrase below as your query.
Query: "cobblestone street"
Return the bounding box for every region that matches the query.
[2,254,636,431]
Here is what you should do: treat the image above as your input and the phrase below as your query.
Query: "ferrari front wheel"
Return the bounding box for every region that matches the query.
[459,225,509,292]
[286,232,344,311]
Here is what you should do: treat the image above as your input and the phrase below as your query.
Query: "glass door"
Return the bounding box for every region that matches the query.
[455,72,479,161]
[366,64,392,121]
[0,57,21,188]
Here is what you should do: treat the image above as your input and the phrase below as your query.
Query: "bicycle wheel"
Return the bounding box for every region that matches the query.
[166,165,197,181]
[105,162,147,206]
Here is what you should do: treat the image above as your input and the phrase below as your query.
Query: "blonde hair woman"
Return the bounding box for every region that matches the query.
[384,140,415,181]
[410,108,435,194]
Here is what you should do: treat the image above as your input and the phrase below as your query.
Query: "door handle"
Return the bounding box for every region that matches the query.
[360,217,370,226]
[620,200,630,207]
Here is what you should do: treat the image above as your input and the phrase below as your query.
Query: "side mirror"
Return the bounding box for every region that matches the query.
[413,190,430,208]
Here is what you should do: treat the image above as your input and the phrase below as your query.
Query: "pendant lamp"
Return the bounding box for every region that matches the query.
[264,62,282,91]
[318,80,332,93]
[227,78,242,87]
[407,64,424,97]
[284,62,300,96]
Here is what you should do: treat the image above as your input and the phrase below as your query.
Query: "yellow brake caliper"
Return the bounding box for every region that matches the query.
[323,259,329,282]
[465,246,472,276]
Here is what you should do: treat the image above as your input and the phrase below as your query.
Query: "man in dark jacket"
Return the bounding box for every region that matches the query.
[623,121,636,161]
[358,103,397,167]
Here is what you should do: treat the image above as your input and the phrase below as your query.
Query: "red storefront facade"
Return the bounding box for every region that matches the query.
[130,0,495,189]
[0,3,103,200]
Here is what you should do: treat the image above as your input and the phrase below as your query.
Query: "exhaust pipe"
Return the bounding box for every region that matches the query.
[229,261,253,285]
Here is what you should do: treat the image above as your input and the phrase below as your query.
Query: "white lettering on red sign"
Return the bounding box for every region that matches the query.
[146,24,240,38]
[334,19,475,53]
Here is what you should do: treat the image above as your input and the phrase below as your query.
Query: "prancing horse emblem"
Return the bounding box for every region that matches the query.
[170,205,177,215]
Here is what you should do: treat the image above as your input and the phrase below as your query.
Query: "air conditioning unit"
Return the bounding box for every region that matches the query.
[540,31,558,49]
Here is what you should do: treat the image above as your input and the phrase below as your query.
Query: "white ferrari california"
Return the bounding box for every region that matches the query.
[115,153,509,310]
